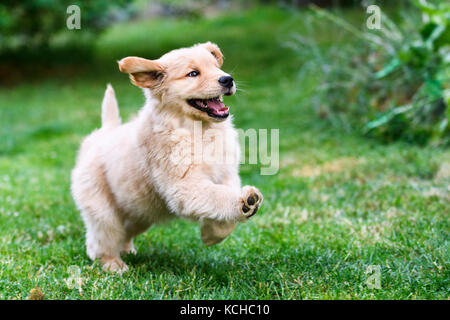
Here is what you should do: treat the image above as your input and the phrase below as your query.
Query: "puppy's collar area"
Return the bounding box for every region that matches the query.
[187,97,230,120]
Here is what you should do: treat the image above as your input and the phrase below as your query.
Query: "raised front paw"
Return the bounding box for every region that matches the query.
[240,186,263,220]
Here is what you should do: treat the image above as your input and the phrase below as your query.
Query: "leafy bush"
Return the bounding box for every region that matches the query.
[0,0,130,53]
[291,1,449,145]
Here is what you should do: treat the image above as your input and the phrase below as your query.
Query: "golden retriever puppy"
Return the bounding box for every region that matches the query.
[71,42,263,272]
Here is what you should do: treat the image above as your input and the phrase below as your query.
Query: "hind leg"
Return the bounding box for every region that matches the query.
[121,238,136,255]
[82,208,128,273]
[72,133,131,273]
[120,219,154,255]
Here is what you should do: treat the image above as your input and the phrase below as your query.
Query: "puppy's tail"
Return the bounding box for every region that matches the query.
[101,84,121,129]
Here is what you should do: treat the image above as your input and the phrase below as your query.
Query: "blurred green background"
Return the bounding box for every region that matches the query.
[0,0,448,299]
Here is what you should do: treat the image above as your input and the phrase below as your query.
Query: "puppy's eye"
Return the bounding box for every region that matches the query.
[186,70,200,77]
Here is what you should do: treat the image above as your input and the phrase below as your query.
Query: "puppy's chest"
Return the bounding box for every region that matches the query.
[165,126,239,180]
[197,131,239,181]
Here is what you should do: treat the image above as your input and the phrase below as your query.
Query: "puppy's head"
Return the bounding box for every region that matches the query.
[118,42,236,122]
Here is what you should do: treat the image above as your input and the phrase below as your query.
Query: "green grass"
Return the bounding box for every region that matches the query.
[0,7,449,299]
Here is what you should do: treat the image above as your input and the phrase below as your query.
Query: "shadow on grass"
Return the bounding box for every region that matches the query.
[126,247,239,283]
[122,237,310,288]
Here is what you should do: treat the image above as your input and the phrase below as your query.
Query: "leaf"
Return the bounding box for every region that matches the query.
[443,89,450,106]
[412,0,438,15]
[420,22,439,41]
[423,79,443,99]
[422,23,446,50]
[438,117,448,132]
[364,104,413,131]
[374,57,401,79]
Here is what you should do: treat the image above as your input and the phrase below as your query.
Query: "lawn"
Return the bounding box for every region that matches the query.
[0,6,448,299]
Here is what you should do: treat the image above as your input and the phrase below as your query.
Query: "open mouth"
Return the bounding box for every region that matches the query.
[187,97,230,119]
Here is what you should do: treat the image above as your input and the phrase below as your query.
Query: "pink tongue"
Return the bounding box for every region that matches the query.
[206,99,228,112]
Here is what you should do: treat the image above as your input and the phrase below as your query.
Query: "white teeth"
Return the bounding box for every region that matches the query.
[192,97,221,109]
[195,100,207,108]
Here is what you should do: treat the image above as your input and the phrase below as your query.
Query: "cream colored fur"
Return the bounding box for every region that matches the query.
[71,42,263,273]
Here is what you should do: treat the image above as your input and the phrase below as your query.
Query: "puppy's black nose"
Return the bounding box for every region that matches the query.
[218,76,234,88]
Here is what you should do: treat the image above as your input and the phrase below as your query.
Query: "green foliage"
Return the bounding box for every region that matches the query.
[0,0,129,53]
[0,6,448,300]
[291,1,450,145]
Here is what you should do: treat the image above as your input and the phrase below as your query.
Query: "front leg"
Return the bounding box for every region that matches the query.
[199,173,263,245]
[199,185,263,245]
[155,171,263,222]
[201,219,237,246]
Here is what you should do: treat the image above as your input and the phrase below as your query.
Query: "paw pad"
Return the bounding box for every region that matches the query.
[240,187,263,219]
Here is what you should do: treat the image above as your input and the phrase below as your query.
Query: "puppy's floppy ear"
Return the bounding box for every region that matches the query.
[118,56,165,88]
[198,42,223,67]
